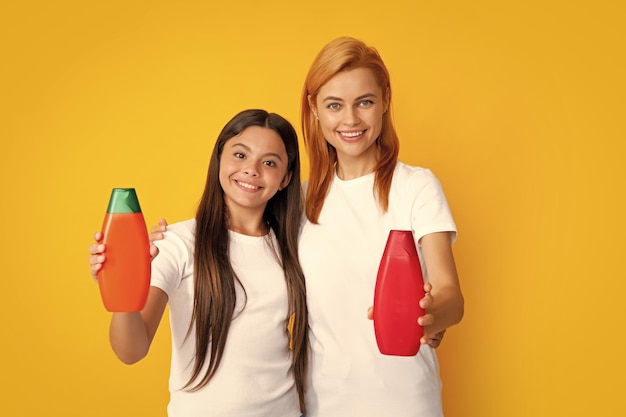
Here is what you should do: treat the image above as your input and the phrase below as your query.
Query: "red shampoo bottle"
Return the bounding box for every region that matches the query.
[373,230,425,356]
[97,188,151,312]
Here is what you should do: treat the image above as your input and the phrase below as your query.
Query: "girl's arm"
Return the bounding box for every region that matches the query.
[89,234,168,364]
[418,231,464,338]
[109,286,168,364]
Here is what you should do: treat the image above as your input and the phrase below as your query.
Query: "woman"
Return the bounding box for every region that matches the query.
[298,37,464,416]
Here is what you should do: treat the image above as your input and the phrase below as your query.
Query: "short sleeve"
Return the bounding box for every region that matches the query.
[408,169,457,243]
[150,219,195,297]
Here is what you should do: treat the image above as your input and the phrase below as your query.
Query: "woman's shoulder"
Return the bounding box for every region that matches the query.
[394,161,438,184]
[391,162,449,204]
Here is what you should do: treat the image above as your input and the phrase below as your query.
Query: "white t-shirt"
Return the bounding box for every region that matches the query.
[151,219,301,417]
[299,162,457,417]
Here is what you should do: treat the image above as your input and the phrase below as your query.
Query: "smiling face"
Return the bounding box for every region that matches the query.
[311,67,388,176]
[219,125,292,216]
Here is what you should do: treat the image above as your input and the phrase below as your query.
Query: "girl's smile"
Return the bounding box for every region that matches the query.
[219,125,291,215]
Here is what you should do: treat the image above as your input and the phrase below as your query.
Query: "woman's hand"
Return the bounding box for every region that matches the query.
[424,329,446,348]
[150,219,167,249]
[417,282,435,343]
[417,283,447,347]
[149,218,169,256]
[367,282,447,349]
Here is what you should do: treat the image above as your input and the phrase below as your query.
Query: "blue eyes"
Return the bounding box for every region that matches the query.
[326,100,374,110]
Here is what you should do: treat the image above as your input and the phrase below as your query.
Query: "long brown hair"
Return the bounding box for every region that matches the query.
[301,37,400,223]
[188,109,308,412]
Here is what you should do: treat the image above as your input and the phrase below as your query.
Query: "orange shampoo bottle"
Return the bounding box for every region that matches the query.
[97,188,151,312]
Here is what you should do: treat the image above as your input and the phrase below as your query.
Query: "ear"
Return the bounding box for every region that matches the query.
[280,170,293,190]
[307,94,318,119]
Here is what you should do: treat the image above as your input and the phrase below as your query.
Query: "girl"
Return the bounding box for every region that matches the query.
[89,109,308,417]
[298,36,464,417]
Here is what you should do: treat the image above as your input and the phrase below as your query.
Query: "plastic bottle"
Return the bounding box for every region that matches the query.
[97,188,151,312]
[373,230,425,356]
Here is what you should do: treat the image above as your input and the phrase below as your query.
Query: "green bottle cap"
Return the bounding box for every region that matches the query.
[106,188,143,213]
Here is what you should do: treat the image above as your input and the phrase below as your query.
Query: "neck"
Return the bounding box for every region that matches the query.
[227,209,268,237]
[229,223,268,236]
[335,153,378,180]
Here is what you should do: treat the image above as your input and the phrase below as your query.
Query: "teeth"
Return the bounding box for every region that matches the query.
[238,181,259,190]
[341,130,364,138]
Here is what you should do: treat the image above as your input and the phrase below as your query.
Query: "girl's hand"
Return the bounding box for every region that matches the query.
[88,232,106,281]
[89,218,168,280]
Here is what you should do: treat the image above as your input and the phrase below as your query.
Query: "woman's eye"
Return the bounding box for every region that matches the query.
[359,100,373,107]
[327,103,341,110]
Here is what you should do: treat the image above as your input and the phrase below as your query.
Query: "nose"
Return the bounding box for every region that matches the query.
[243,162,260,177]
[344,106,360,126]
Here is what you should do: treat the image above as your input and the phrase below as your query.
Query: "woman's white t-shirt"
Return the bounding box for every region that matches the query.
[299,163,457,417]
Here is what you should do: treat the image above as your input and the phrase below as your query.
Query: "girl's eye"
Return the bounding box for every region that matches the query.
[263,160,277,168]
[234,152,245,159]
[327,103,341,110]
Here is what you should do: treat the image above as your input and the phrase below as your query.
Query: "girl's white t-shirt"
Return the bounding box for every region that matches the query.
[152,219,300,417]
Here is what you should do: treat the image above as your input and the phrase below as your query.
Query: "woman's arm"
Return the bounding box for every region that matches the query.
[418,231,464,338]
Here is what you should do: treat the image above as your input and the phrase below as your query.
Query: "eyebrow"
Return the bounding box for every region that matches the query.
[321,93,377,102]
[231,142,283,161]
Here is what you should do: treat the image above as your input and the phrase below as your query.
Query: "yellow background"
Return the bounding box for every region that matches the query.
[1,0,624,415]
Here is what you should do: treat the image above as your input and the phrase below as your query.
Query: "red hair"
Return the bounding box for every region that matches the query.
[301,37,399,223]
